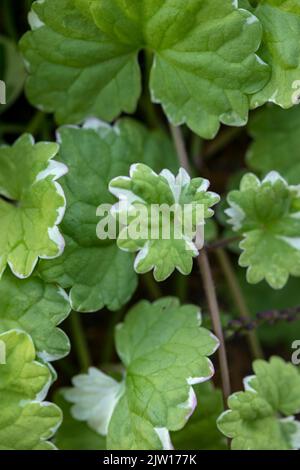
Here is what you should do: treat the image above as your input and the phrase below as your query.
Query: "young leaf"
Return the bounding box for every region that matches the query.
[0,271,70,362]
[0,134,67,279]
[0,330,62,450]
[171,382,226,450]
[53,390,106,450]
[226,172,300,289]
[249,0,300,108]
[109,164,220,281]
[217,357,300,450]
[64,298,219,450]
[247,105,300,184]
[20,0,269,138]
[38,119,177,312]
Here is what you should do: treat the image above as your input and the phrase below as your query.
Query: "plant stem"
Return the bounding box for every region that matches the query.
[206,235,242,251]
[204,127,242,159]
[198,250,231,406]
[141,272,162,300]
[169,122,231,407]
[101,307,126,365]
[69,311,91,372]
[25,111,45,136]
[169,124,190,172]
[216,248,264,359]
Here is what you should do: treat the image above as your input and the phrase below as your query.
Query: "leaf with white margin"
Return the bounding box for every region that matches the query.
[108,298,219,450]
[0,329,62,450]
[226,171,300,289]
[38,119,178,312]
[53,390,106,450]
[109,164,220,282]
[217,356,300,450]
[64,368,124,436]
[0,134,67,279]
[0,271,71,362]
[64,298,219,450]
[20,0,269,138]
[247,105,300,184]
[249,0,300,108]
[171,382,226,450]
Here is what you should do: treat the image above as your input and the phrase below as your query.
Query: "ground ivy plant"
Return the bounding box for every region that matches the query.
[0,0,300,452]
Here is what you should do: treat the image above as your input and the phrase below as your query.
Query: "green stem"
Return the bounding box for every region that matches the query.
[216,248,264,359]
[175,273,189,303]
[141,272,162,300]
[101,308,126,365]
[3,0,18,41]
[204,127,242,159]
[25,111,45,136]
[69,311,91,372]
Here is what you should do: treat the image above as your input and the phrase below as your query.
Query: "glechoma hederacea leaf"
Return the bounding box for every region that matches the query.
[171,382,226,450]
[218,357,300,450]
[0,329,62,450]
[109,164,220,282]
[64,298,219,450]
[20,0,269,138]
[38,119,178,312]
[0,271,71,362]
[247,105,300,184]
[248,0,300,109]
[226,171,300,289]
[53,390,106,450]
[0,134,67,279]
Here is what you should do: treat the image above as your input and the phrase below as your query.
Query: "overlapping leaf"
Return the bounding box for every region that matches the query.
[249,0,300,109]
[0,35,26,114]
[110,164,219,281]
[171,382,226,450]
[20,0,269,138]
[218,357,300,450]
[0,134,67,279]
[0,271,70,361]
[39,119,178,312]
[226,171,300,288]
[64,298,219,450]
[247,105,300,184]
[53,391,106,450]
[0,330,62,450]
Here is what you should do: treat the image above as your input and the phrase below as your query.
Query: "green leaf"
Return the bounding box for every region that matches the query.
[247,105,300,184]
[64,298,219,450]
[0,134,67,279]
[39,119,178,312]
[226,172,300,289]
[0,329,62,450]
[110,164,219,281]
[217,357,300,450]
[53,390,106,450]
[0,271,70,361]
[171,382,226,450]
[20,0,269,138]
[249,0,300,108]
[0,35,26,114]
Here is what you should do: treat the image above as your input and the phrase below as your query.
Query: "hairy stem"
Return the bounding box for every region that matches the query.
[206,235,242,251]
[169,124,190,172]
[69,311,91,372]
[169,123,231,407]
[198,251,231,406]
[216,248,264,359]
